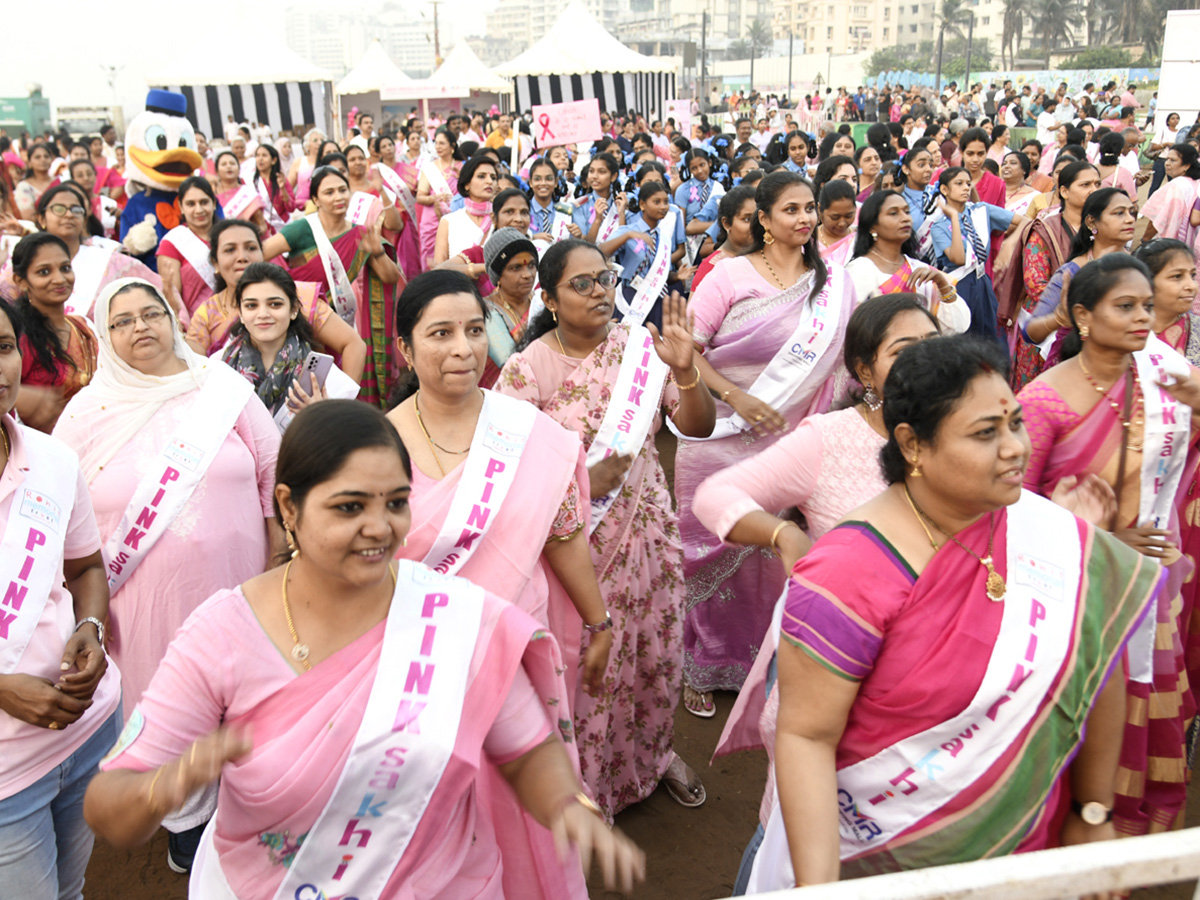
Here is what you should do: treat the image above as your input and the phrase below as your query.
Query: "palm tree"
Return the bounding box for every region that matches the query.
[747,18,774,55]
[727,38,752,60]
[1086,0,1123,45]
[1034,0,1083,67]
[938,0,975,41]
[1000,0,1028,68]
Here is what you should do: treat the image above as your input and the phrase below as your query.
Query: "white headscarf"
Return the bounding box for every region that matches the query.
[53,277,223,483]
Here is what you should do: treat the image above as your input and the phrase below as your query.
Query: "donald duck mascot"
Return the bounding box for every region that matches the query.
[119,89,206,270]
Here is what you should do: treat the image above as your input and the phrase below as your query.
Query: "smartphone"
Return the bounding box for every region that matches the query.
[298,352,334,396]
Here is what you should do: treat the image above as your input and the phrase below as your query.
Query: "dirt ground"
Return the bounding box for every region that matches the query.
[80,691,1200,899]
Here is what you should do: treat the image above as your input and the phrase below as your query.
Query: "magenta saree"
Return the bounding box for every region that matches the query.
[1020,376,1198,834]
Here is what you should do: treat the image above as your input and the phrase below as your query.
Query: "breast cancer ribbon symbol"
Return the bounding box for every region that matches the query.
[538,114,556,142]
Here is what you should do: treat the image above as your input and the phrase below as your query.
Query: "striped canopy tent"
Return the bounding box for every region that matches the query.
[336,40,412,132]
[148,38,333,139]
[492,1,676,120]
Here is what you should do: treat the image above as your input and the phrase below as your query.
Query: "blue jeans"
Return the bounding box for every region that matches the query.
[0,707,121,900]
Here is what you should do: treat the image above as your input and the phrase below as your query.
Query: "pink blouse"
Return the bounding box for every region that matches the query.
[693,406,888,542]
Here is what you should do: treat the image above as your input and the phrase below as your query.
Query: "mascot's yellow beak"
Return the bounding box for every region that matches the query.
[128,145,204,189]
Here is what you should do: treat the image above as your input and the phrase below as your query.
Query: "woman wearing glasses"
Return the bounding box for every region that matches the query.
[53,277,282,873]
[0,183,160,320]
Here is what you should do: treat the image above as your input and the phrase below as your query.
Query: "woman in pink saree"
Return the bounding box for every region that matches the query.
[375,134,423,281]
[1138,144,1200,270]
[386,269,613,705]
[84,401,643,900]
[1019,254,1200,836]
[416,129,463,270]
[679,171,856,716]
[496,240,715,819]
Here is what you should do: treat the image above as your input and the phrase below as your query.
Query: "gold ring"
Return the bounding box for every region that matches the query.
[48,721,60,730]
[754,415,764,422]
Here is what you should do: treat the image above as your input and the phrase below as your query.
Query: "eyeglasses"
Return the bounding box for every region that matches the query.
[109,309,169,332]
[48,204,85,218]
[560,270,619,295]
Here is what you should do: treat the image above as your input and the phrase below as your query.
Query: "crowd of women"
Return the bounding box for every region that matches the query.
[2,87,1200,900]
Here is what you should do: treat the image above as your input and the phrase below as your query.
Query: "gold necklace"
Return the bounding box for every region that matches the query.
[868,246,903,268]
[414,390,471,476]
[1078,355,1144,451]
[759,249,786,288]
[281,558,397,670]
[903,484,1006,602]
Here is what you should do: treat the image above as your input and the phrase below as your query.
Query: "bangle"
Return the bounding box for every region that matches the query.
[584,611,613,634]
[75,616,105,645]
[770,520,796,555]
[559,790,606,821]
[939,285,956,301]
[676,365,701,390]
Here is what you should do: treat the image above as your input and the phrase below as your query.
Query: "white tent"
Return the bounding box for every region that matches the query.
[428,43,512,95]
[493,1,676,118]
[336,41,412,95]
[150,37,333,138]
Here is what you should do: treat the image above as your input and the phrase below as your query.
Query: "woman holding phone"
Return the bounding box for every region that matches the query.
[221,264,360,430]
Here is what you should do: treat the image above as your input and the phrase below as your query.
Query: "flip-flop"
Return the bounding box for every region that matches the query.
[683,685,716,718]
[662,753,706,808]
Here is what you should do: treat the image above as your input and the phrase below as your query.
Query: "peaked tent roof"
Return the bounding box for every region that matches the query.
[336,41,412,94]
[147,37,331,85]
[493,1,675,77]
[428,43,511,93]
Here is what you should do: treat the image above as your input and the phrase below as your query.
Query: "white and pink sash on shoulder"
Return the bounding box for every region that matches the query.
[102,364,252,597]
[221,184,263,221]
[0,427,79,674]
[190,560,484,900]
[164,226,217,293]
[304,214,359,327]
[421,390,538,575]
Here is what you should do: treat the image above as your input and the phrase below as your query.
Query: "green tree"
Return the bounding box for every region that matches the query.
[727,38,752,60]
[747,18,774,55]
[1034,0,1084,67]
[942,37,994,77]
[938,0,975,40]
[1084,0,1123,45]
[1057,45,1133,69]
[1000,0,1028,68]
[863,43,927,76]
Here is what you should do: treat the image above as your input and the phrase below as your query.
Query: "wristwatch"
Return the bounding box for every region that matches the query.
[75,616,105,646]
[1071,799,1113,825]
[584,611,613,634]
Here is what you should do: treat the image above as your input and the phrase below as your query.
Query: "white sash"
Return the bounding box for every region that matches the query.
[919,204,990,284]
[375,163,418,222]
[421,160,453,214]
[1135,335,1192,531]
[190,562,484,900]
[254,177,286,231]
[345,191,379,228]
[221,184,261,220]
[421,391,537,576]
[595,199,620,243]
[102,365,252,597]
[0,428,79,674]
[681,267,845,443]
[617,211,677,326]
[305,214,358,327]
[747,492,1082,892]
[270,561,482,900]
[165,226,217,292]
[585,327,669,533]
[68,240,118,317]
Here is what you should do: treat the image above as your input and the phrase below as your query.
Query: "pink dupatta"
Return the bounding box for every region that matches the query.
[212,592,585,900]
[396,403,587,694]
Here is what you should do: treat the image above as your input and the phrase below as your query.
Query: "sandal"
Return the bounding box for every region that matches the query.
[662,752,706,808]
[683,683,715,718]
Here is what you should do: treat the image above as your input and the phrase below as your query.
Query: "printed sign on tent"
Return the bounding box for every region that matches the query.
[530,98,602,147]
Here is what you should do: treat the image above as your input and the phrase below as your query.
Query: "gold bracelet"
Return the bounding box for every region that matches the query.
[676,365,701,391]
[770,520,794,554]
[719,387,737,402]
[146,766,166,813]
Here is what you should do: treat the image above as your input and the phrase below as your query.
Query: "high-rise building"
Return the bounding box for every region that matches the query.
[285,2,451,79]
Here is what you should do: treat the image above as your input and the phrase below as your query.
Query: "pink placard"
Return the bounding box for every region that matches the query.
[530,98,603,147]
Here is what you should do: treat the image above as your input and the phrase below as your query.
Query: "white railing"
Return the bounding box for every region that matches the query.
[731,828,1200,900]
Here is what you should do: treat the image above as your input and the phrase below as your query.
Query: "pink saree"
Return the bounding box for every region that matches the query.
[102,587,586,900]
[1020,377,1198,834]
[818,232,855,267]
[391,160,424,278]
[679,257,855,693]
[1140,176,1200,299]
[496,326,685,819]
[396,402,587,698]
[418,161,461,269]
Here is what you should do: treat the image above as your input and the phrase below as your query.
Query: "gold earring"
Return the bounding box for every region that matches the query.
[285,526,299,559]
[910,452,923,477]
[763,230,775,245]
[551,308,558,322]
[1080,325,1090,341]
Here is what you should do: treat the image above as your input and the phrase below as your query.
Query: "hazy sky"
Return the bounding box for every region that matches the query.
[3,0,492,115]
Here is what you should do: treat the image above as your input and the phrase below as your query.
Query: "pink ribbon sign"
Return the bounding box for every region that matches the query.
[530,98,602,148]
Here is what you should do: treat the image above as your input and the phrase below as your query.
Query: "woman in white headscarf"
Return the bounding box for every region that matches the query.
[52,277,282,873]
